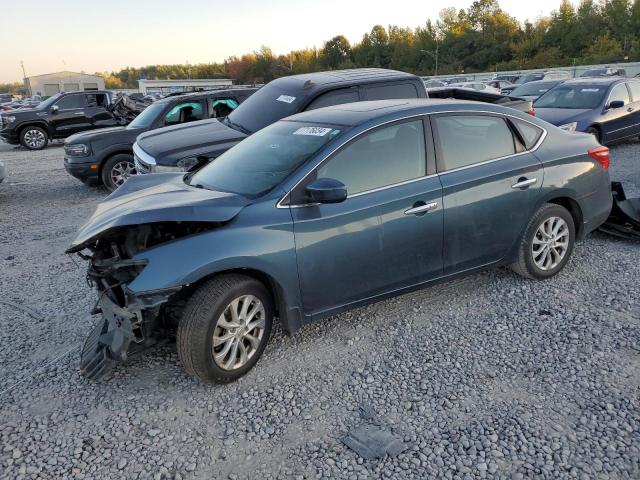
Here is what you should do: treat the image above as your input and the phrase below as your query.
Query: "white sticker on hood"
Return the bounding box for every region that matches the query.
[293,127,333,136]
[277,95,296,103]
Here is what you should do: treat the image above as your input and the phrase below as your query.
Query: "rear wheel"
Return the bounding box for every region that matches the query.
[20,126,48,150]
[101,154,135,192]
[177,274,273,383]
[511,203,575,280]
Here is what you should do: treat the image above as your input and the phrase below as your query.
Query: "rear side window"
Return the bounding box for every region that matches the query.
[306,88,359,110]
[364,83,419,100]
[55,95,85,110]
[316,119,426,195]
[85,93,108,107]
[627,81,640,102]
[608,83,630,105]
[511,118,544,149]
[211,98,239,118]
[433,115,516,171]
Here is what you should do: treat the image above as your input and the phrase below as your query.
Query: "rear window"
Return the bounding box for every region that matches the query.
[365,83,419,100]
[305,88,359,110]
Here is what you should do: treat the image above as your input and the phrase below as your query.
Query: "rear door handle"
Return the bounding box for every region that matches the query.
[511,177,537,189]
[404,201,438,215]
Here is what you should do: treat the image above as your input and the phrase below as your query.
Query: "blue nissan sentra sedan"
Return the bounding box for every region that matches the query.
[69,99,612,383]
[535,77,640,144]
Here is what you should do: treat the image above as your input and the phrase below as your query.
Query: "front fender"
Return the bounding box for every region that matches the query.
[127,199,302,315]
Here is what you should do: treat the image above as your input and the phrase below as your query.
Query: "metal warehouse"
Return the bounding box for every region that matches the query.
[24,71,105,98]
[137,78,233,94]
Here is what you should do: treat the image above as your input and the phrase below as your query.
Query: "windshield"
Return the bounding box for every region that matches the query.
[511,82,557,96]
[127,102,164,128]
[190,121,342,196]
[516,74,543,85]
[226,83,304,134]
[535,84,607,109]
[37,94,62,110]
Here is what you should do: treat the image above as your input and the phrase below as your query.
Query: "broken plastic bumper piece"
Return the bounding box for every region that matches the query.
[598,182,640,240]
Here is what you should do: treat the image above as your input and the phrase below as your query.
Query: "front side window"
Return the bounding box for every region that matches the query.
[433,115,516,171]
[190,121,342,197]
[316,119,426,195]
[164,101,204,125]
[608,83,630,106]
[127,102,164,129]
[305,88,359,110]
[55,95,85,110]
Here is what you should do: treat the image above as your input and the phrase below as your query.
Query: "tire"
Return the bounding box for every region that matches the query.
[177,274,273,383]
[20,126,48,150]
[586,126,601,143]
[511,203,575,280]
[101,154,135,192]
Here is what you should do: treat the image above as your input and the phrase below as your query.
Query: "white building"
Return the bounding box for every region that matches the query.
[24,71,105,97]
[138,78,233,94]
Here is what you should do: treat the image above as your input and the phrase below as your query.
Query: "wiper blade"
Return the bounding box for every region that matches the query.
[224,117,251,135]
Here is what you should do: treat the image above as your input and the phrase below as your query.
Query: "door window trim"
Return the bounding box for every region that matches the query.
[54,93,87,111]
[605,82,632,108]
[277,110,547,208]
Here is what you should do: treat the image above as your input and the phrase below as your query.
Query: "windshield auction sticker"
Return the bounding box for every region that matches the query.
[293,127,334,136]
[276,95,296,103]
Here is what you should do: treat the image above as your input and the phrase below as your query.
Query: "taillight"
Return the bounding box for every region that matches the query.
[528,105,535,116]
[588,146,609,169]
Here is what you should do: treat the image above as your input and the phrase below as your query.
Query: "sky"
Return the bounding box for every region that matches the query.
[0,0,573,83]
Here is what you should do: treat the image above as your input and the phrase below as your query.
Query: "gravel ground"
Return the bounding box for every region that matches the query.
[0,140,639,480]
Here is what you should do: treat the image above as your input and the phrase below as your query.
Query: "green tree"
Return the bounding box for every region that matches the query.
[321,35,352,69]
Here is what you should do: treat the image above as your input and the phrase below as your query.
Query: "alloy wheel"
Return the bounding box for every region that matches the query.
[531,216,569,271]
[212,295,266,370]
[24,129,46,149]
[110,160,136,187]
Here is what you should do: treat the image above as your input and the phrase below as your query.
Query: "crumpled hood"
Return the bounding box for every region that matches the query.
[534,108,591,126]
[67,173,250,252]
[136,118,247,166]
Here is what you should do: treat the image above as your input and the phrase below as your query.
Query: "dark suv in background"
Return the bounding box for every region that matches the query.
[0,91,116,150]
[64,88,257,190]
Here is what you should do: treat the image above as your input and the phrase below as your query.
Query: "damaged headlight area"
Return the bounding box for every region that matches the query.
[74,222,219,380]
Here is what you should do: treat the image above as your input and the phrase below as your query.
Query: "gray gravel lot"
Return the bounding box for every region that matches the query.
[0,140,639,480]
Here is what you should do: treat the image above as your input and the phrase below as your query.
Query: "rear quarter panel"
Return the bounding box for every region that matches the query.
[533,130,611,237]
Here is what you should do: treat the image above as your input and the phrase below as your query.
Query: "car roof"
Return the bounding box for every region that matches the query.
[267,68,418,92]
[283,98,518,128]
[154,87,258,104]
[562,77,627,86]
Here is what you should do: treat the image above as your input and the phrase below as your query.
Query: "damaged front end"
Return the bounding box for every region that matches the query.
[74,223,214,380]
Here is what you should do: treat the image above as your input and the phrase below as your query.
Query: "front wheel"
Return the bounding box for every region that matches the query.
[101,154,135,192]
[511,203,575,280]
[20,126,48,150]
[177,274,273,383]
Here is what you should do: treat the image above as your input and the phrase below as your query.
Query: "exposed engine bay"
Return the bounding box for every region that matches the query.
[75,222,217,379]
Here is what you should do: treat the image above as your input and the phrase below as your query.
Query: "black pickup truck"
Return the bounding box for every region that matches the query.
[0,91,117,150]
[133,69,533,175]
[64,88,257,190]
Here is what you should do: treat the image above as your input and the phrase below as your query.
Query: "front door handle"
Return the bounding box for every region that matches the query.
[404,201,438,215]
[73,111,85,115]
[511,177,537,189]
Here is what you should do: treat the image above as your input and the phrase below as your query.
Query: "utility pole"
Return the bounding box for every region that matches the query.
[20,61,30,96]
[420,44,439,77]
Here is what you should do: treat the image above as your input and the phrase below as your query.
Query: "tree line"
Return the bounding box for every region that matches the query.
[101,0,640,88]
[1,0,639,94]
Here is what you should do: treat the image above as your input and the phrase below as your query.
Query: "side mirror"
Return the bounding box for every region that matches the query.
[50,105,59,114]
[608,100,624,109]
[305,178,347,204]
